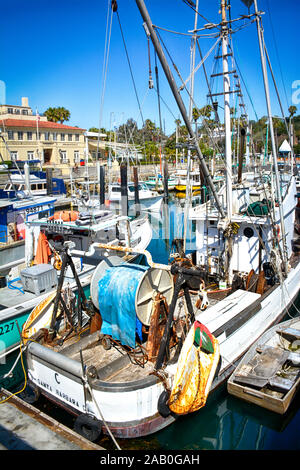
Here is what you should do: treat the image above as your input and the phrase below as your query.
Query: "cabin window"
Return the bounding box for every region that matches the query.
[244,227,254,239]
[128,184,142,192]
[19,185,25,190]
[112,187,121,192]
[31,184,37,191]
[4,184,11,190]
[37,184,43,190]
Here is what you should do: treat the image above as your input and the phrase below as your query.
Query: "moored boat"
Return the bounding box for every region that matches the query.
[0,207,152,391]
[227,315,300,414]
[146,174,176,192]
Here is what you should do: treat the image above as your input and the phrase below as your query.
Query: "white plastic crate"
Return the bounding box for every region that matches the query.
[20,264,58,295]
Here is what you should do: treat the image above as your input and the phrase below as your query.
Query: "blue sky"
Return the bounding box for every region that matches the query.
[1,0,299,135]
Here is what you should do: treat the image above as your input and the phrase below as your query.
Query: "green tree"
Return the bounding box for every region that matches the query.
[44,106,71,124]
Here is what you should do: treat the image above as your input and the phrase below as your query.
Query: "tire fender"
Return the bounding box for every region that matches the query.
[73,414,103,442]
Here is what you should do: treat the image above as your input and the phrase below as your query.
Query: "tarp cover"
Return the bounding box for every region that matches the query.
[98,264,147,348]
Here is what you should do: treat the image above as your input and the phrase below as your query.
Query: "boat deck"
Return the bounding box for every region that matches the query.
[65,340,155,383]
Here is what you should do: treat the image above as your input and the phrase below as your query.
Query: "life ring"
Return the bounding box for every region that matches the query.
[73,414,103,442]
[49,211,79,222]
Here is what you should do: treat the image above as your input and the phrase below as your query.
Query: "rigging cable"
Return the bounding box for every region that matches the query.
[114,3,145,127]
[97,0,114,160]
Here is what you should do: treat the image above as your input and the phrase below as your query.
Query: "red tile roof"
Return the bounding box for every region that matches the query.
[1,119,85,131]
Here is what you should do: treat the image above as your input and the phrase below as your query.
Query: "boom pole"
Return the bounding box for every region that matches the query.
[135,0,225,218]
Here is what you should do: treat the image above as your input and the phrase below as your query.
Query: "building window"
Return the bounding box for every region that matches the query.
[27,131,32,140]
[61,133,65,141]
[60,150,67,163]
[7,108,13,114]
[53,132,57,141]
[7,130,14,140]
[74,150,80,163]
[27,151,34,160]
[68,134,72,142]
[44,132,50,141]
[10,151,18,161]
[18,131,23,140]
[75,134,79,141]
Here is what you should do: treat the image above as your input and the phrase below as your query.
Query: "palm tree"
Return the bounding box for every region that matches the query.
[44,106,71,124]
[288,105,297,146]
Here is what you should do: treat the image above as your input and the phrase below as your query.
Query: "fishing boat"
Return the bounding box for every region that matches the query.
[16,0,300,443]
[175,169,201,192]
[145,174,176,192]
[22,249,220,440]
[108,181,163,213]
[0,162,67,276]
[0,207,152,390]
[227,316,300,414]
[1,172,66,199]
[0,196,58,276]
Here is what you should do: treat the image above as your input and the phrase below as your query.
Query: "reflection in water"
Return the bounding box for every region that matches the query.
[116,384,300,451]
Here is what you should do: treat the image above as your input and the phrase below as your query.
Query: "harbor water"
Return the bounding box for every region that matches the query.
[2,194,300,451]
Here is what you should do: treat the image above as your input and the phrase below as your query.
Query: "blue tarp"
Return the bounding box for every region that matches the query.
[98,264,147,348]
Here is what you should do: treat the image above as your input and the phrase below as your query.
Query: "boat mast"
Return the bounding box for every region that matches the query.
[135,0,225,218]
[221,0,232,221]
[253,0,288,275]
[183,0,199,253]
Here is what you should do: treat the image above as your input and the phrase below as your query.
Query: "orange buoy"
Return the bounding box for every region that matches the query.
[49,211,79,222]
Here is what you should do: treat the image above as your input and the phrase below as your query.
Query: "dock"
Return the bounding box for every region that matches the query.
[0,389,104,450]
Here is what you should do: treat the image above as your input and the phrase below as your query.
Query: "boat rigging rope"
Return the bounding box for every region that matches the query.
[97,0,113,158]
[114,5,145,127]
[82,369,122,450]
[0,343,27,405]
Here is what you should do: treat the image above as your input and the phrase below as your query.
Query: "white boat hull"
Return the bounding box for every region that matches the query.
[24,257,300,439]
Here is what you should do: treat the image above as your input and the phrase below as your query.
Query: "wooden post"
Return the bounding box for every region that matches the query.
[46,168,53,195]
[120,163,128,217]
[99,165,105,207]
[133,166,140,216]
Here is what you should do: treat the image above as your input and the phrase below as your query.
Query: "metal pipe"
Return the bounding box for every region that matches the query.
[135,0,225,218]
[71,242,171,271]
